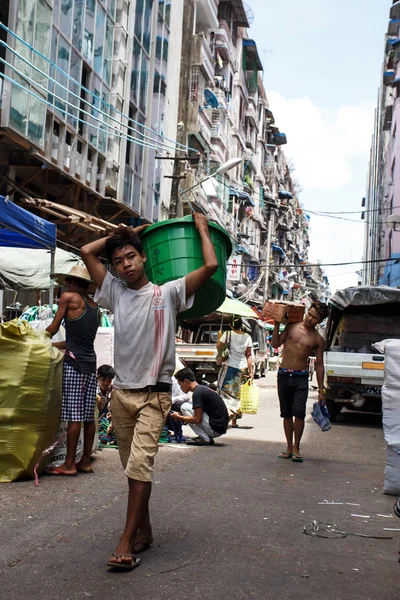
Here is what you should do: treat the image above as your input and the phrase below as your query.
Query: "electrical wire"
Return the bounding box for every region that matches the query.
[0,70,172,154]
[0,60,175,154]
[0,22,198,154]
[0,49,182,154]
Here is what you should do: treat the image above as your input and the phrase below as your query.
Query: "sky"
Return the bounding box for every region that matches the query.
[248,0,391,293]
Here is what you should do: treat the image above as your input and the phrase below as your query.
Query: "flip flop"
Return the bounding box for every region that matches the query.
[107,553,141,571]
[292,454,303,462]
[278,451,292,459]
[46,467,77,476]
[186,438,214,446]
[133,538,153,554]
[76,464,94,474]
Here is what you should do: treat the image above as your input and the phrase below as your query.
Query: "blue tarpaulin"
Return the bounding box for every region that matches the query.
[0,196,56,250]
[0,195,57,304]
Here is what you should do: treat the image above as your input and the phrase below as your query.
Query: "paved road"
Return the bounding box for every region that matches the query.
[1,373,399,600]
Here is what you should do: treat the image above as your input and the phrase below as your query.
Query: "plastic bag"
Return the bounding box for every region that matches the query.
[311,402,331,431]
[0,319,63,482]
[240,379,259,414]
[216,331,231,366]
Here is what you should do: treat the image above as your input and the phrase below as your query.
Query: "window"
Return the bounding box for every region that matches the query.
[60,0,73,41]
[84,0,95,64]
[94,4,105,76]
[190,66,204,104]
[10,0,52,147]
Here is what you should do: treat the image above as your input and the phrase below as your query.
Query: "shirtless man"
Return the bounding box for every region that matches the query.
[271,301,329,462]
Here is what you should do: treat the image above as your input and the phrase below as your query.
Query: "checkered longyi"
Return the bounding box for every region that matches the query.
[61,363,97,422]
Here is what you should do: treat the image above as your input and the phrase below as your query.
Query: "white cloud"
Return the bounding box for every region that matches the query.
[264,92,375,291]
[267,92,375,190]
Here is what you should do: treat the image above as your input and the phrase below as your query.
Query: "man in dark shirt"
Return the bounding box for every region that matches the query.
[172,368,228,446]
[46,265,99,475]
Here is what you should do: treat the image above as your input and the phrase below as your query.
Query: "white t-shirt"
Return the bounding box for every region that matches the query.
[220,330,253,370]
[95,271,193,389]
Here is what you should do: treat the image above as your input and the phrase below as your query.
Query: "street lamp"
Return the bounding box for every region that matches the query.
[178,157,242,197]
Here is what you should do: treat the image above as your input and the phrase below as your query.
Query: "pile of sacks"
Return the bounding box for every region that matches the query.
[375,340,400,495]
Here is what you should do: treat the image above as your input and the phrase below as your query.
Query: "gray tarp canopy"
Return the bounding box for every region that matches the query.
[330,286,400,310]
[0,247,80,291]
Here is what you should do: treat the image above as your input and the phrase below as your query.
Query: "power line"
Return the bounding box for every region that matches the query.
[0,22,198,155]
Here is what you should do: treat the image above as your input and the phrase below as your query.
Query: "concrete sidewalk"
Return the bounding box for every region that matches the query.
[1,382,399,600]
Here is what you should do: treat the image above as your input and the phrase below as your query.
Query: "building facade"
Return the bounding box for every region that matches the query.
[0,0,184,247]
[363,1,400,287]
[170,0,323,304]
[0,0,328,305]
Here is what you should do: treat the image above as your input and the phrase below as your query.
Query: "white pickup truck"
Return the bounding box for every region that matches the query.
[324,286,400,419]
[176,318,268,384]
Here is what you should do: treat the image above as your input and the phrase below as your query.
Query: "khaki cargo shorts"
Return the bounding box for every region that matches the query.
[111,389,172,482]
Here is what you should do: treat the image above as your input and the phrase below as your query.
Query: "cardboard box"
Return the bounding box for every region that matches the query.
[262,300,305,324]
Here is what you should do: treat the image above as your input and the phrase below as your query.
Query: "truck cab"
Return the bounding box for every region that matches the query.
[324,286,400,419]
[176,316,268,384]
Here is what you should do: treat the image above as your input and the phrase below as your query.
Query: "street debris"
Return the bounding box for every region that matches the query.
[303,520,393,540]
[351,514,370,519]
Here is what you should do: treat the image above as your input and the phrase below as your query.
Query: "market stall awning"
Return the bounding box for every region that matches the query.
[0,195,56,250]
[0,247,80,291]
[272,243,286,257]
[216,297,258,319]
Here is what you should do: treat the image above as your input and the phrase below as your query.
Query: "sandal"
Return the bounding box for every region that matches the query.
[292,454,303,462]
[133,538,153,554]
[278,451,292,459]
[107,553,141,571]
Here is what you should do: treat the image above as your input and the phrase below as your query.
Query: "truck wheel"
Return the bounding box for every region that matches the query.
[326,400,342,421]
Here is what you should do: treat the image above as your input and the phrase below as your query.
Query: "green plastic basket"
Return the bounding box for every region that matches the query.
[141,215,232,319]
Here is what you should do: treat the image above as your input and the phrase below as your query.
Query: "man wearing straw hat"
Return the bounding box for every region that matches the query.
[46,265,100,476]
[81,213,218,571]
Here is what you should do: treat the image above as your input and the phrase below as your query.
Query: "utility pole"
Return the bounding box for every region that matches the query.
[169,0,195,218]
[263,209,275,299]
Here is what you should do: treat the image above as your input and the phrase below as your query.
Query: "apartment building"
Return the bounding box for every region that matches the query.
[171,0,317,303]
[363,1,400,286]
[0,0,184,246]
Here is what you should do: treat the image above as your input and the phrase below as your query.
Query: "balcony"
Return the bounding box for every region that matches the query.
[245,97,258,126]
[391,2,400,20]
[215,20,232,61]
[384,69,396,86]
[192,34,215,83]
[388,18,400,36]
[383,104,393,131]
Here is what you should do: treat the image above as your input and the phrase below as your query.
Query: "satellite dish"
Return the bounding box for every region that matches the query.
[388,214,400,229]
[243,2,254,25]
[204,88,219,109]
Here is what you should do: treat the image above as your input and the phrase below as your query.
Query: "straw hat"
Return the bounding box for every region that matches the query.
[53,264,95,291]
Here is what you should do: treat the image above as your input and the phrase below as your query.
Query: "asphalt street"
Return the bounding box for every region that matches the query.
[1,372,399,600]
